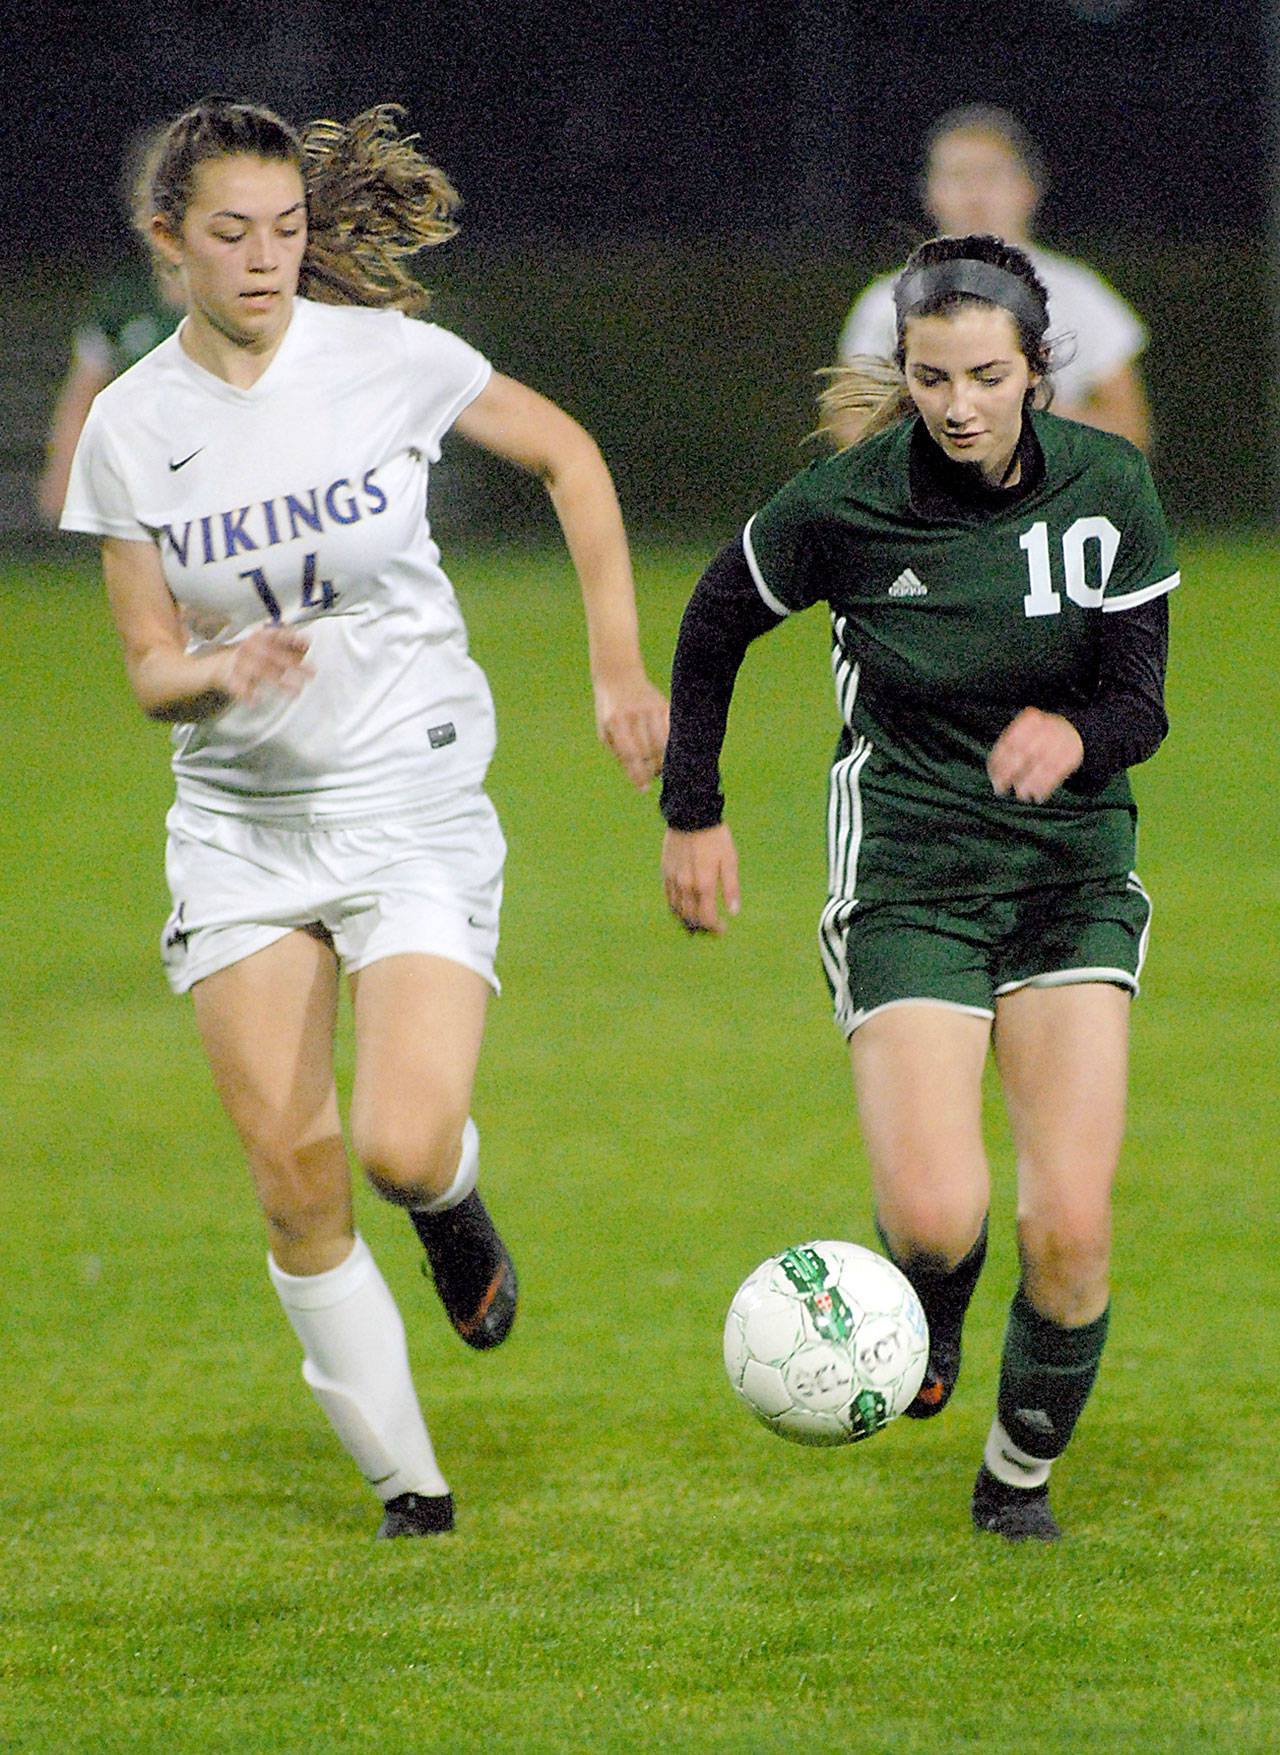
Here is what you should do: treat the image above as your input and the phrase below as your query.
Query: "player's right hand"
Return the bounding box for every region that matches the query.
[662,822,741,935]
[215,625,314,704]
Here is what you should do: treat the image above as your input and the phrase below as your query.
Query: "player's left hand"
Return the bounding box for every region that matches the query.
[595,675,670,792]
[987,707,1084,803]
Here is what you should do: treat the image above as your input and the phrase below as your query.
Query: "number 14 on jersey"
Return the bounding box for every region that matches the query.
[240,551,337,622]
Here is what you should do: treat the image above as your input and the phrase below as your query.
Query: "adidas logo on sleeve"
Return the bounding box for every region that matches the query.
[888,568,928,598]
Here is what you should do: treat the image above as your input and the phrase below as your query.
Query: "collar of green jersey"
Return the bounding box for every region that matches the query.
[908,414,1045,523]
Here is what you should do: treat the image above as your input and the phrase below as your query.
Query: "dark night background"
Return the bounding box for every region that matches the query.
[1,0,1275,528]
[3,0,1268,252]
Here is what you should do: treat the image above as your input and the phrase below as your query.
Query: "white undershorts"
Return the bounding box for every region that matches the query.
[160,789,505,995]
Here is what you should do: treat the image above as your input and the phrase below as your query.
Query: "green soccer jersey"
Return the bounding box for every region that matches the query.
[72,267,181,377]
[744,412,1178,900]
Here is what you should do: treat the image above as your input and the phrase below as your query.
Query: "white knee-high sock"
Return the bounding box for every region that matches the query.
[411,1116,480,1215]
[268,1234,449,1502]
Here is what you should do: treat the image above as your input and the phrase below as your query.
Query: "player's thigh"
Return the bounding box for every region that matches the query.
[347,953,490,1181]
[191,927,344,1147]
[993,980,1130,1221]
[850,1001,993,1244]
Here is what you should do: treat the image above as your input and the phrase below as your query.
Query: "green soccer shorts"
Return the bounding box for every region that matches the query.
[818,872,1152,1037]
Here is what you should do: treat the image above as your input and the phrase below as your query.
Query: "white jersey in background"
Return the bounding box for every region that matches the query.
[836,246,1146,410]
[62,298,495,820]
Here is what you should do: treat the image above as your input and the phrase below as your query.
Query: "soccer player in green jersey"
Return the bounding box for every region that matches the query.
[661,233,1177,1541]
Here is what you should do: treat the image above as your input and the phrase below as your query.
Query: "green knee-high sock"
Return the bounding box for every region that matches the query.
[996,1285,1110,1462]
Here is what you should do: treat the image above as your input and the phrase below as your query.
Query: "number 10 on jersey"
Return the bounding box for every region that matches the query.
[1019,517,1121,617]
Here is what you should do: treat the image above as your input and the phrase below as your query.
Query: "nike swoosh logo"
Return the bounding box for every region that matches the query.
[169,449,204,471]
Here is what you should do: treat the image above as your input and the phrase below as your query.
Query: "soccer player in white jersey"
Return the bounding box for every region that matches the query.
[61,98,669,1538]
[663,234,1177,1541]
[836,105,1150,450]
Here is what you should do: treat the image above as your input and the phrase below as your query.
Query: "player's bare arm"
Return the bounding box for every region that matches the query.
[662,822,740,935]
[103,535,312,721]
[453,372,668,791]
[1065,363,1151,452]
[38,359,112,523]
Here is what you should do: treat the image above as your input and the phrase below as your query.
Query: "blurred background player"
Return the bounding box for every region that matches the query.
[37,133,184,523]
[837,104,1150,449]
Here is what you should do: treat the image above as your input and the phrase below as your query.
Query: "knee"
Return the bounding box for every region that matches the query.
[247,1129,351,1245]
[878,1183,989,1269]
[1017,1210,1111,1309]
[356,1112,468,1208]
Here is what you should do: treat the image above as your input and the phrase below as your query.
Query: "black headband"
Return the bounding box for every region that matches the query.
[894,259,1046,336]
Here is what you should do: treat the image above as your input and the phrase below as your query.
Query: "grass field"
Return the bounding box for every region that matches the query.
[2,531,1277,1753]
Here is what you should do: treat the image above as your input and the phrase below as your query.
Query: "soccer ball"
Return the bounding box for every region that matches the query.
[723,1240,929,1446]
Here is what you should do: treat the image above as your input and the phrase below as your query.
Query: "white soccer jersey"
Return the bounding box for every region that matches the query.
[62,298,495,820]
[836,246,1147,408]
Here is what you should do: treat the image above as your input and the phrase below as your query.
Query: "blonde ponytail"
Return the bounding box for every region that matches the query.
[815,356,914,451]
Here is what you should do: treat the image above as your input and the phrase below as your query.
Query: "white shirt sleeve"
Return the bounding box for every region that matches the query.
[836,275,898,363]
[70,323,115,378]
[395,316,493,462]
[1034,251,1147,401]
[60,401,151,541]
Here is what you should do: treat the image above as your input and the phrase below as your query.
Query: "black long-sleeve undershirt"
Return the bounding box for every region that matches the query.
[660,538,784,831]
[659,534,1170,832]
[1059,591,1169,790]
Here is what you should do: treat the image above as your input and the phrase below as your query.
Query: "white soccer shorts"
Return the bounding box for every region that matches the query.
[160,789,505,994]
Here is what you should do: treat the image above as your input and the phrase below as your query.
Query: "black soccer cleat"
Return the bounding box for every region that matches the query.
[376,1491,455,1538]
[970,1464,1062,1543]
[903,1336,961,1420]
[411,1191,518,1350]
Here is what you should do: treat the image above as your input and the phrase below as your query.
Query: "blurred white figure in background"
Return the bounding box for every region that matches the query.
[837,104,1150,449]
